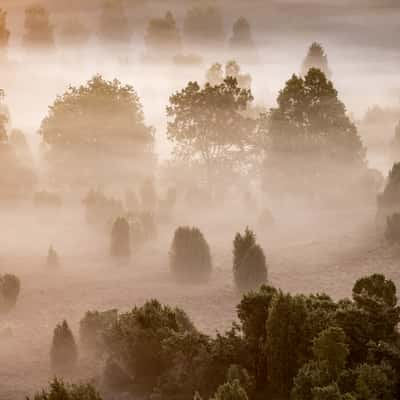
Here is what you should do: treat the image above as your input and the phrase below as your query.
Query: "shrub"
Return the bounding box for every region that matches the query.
[110,217,131,259]
[27,378,102,400]
[50,320,78,374]
[170,226,212,283]
[80,309,118,353]
[233,228,268,292]
[0,274,20,313]
[385,213,400,242]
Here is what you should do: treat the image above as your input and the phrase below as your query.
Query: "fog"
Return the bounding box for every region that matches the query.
[1,1,400,399]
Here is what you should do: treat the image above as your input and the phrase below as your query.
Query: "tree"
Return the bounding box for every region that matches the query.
[40,75,155,186]
[229,17,255,52]
[211,379,249,400]
[98,0,132,43]
[301,42,332,79]
[263,68,366,200]
[27,378,102,400]
[50,320,78,374]
[206,61,252,89]
[266,292,309,399]
[170,226,212,283]
[104,299,195,388]
[110,217,131,259]
[167,78,256,191]
[233,228,267,292]
[23,4,54,48]
[0,274,21,314]
[378,163,400,213]
[312,327,349,378]
[0,9,10,60]
[183,3,225,47]
[144,12,181,58]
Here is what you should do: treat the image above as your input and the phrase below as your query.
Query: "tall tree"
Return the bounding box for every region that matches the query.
[0,9,10,60]
[23,4,54,48]
[229,17,255,52]
[39,75,154,186]
[167,78,256,191]
[263,68,366,199]
[301,42,332,78]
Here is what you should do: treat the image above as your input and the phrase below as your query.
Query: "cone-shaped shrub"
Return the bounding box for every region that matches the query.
[50,320,78,374]
[110,217,131,259]
[233,228,268,292]
[170,226,212,283]
[0,274,20,314]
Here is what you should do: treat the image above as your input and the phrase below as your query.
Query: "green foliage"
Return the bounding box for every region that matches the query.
[104,299,195,388]
[301,42,332,78]
[40,75,154,185]
[170,226,212,283]
[27,378,102,400]
[0,274,21,314]
[50,320,78,374]
[233,228,267,292]
[110,217,131,259]
[385,213,400,242]
[167,77,255,190]
[79,309,118,353]
[23,5,54,48]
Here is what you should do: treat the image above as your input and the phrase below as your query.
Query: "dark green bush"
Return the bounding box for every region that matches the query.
[170,226,212,283]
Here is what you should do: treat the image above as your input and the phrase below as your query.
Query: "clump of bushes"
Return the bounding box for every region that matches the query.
[385,213,400,242]
[110,217,131,259]
[170,226,212,283]
[50,320,78,374]
[0,274,20,313]
[80,309,118,354]
[27,378,102,400]
[233,228,268,292]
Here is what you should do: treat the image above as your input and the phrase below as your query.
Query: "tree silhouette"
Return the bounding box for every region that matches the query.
[110,217,131,259]
[229,17,255,53]
[233,228,267,292]
[98,0,131,43]
[263,68,366,199]
[23,4,54,48]
[0,9,10,60]
[40,75,155,186]
[50,320,78,374]
[144,12,181,58]
[206,61,252,90]
[0,274,21,314]
[167,78,256,191]
[301,42,332,78]
[170,226,212,283]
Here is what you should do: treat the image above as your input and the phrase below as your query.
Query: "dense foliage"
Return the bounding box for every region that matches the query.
[170,226,212,283]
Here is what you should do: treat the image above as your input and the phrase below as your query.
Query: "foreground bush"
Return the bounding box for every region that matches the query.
[50,320,78,374]
[170,226,212,282]
[0,274,20,313]
[233,228,268,292]
[27,378,102,400]
[110,217,130,259]
[385,213,400,242]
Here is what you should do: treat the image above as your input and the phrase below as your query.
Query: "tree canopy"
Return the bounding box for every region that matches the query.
[39,75,154,186]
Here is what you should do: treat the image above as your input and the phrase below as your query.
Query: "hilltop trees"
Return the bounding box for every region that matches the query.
[110,217,131,259]
[98,0,131,43]
[233,228,267,292]
[0,274,21,314]
[40,75,154,186]
[301,42,332,79]
[262,68,366,201]
[167,78,256,192]
[0,9,10,60]
[170,226,212,283]
[144,12,181,58]
[183,3,225,47]
[23,5,54,48]
[229,17,257,60]
[50,320,78,374]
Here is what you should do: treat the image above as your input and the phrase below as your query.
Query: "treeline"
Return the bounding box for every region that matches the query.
[31,273,400,400]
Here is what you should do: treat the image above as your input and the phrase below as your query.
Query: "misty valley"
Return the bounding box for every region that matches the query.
[1,1,400,400]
